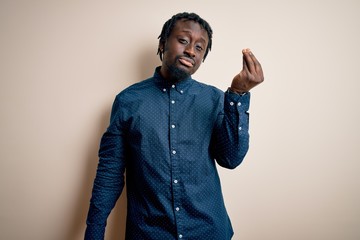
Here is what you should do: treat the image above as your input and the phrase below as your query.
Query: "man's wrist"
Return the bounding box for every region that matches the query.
[227,87,247,96]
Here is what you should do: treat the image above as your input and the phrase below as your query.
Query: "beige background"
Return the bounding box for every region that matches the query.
[1,0,359,239]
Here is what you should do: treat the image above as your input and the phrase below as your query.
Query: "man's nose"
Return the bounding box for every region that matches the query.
[184,44,195,58]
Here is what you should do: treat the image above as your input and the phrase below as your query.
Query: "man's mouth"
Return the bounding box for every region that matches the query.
[178,57,195,68]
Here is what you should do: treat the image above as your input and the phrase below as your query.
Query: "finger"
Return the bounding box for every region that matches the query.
[247,49,264,77]
[242,49,256,73]
[240,54,255,83]
[242,52,249,72]
[245,49,264,82]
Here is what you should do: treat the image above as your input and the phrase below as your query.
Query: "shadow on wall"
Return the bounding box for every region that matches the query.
[65,44,160,240]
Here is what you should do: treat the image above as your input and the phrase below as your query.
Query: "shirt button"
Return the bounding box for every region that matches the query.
[171,124,175,129]
[237,102,241,106]
[163,88,167,92]
[179,234,183,238]
[174,179,178,183]
[172,84,175,88]
[176,207,180,211]
[172,150,176,155]
[230,102,234,106]
[239,126,242,131]
[171,100,175,104]
[180,90,184,94]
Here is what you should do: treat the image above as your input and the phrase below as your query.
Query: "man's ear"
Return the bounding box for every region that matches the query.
[158,42,164,53]
[158,41,166,61]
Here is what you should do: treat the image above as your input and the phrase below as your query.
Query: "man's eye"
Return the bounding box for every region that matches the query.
[179,39,188,44]
[196,46,203,51]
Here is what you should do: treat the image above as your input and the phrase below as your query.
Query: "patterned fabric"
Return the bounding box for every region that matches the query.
[85,67,250,240]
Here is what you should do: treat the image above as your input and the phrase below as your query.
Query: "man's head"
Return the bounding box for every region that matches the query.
[157,12,213,82]
[157,12,213,62]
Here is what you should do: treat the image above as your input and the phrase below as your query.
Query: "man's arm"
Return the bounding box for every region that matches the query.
[85,96,126,239]
[211,49,263,168]
[211,91,250,169]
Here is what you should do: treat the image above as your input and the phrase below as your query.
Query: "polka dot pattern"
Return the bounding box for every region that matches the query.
[85,67,250,239]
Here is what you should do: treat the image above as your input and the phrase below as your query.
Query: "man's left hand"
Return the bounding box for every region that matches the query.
[230,48,264,93]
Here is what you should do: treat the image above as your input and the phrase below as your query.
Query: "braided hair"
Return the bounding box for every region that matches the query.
[157,12,213,62]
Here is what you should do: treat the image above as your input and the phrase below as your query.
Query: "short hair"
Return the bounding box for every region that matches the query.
[157,12,213,62]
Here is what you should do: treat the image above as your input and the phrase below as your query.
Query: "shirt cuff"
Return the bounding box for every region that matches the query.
[224,89,250,113]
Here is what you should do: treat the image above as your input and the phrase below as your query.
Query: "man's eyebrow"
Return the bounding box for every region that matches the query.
[179,30,207,43]
[180,30,192,34]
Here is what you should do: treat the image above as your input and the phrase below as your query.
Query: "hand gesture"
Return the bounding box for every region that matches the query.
[230,49,264,93]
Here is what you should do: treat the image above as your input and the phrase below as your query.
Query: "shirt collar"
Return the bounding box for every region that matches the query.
[153,66,193,94]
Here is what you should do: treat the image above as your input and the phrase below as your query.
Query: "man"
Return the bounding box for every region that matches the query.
[85,12,264,239]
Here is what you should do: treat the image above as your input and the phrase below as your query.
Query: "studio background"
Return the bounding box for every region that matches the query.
[1,0,359,239]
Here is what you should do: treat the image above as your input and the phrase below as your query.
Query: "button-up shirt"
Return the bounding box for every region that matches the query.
[85,67,250,239]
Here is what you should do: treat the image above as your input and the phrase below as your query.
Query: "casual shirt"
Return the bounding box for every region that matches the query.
[85,67,250,240]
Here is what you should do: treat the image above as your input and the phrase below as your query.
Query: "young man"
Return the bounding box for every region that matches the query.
[85,12,263,239]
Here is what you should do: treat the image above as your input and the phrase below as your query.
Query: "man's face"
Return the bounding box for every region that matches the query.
[160,19,209,81]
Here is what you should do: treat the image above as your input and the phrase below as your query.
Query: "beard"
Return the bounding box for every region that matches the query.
[166,58,191,82]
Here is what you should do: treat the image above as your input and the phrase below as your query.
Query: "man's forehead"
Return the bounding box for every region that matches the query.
[173,19,208,40]
[174,19,203,30]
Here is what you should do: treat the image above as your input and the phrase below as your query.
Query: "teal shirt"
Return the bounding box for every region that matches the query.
[85,67,250,239]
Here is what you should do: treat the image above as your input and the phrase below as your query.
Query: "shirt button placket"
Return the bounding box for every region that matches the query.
[237,101,243,131]
[169,84,183,236]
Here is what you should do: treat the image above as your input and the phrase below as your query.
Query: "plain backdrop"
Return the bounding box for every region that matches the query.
[1,0,359,239]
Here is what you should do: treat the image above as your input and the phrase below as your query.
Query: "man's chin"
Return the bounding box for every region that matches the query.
[168,64,191,82]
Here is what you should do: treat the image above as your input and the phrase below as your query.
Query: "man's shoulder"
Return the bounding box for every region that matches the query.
[115,77,155,99]
[192,79,224,96]
[124,77,154,92]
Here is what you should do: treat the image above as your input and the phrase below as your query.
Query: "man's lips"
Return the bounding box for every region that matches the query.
[178,57,195,67]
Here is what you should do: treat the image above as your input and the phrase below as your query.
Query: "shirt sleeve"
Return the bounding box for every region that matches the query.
[85,96,127,239]
[211,91,250,169]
